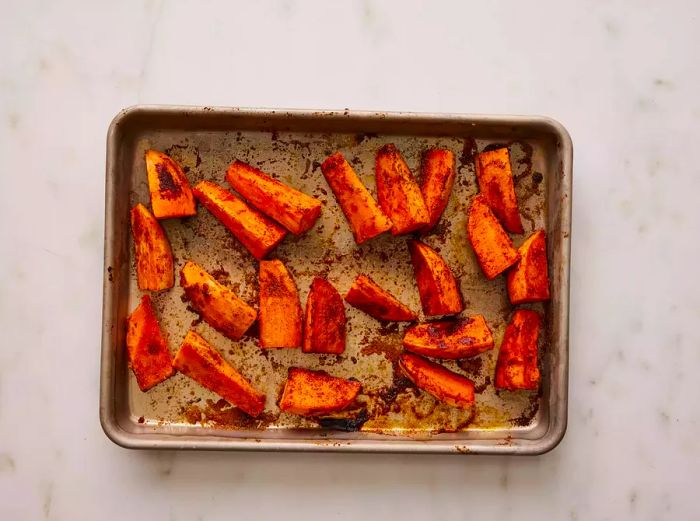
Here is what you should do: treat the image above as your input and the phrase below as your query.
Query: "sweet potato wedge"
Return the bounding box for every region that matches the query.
[408,239,463,316]
[259,259,302,348]
[420,148,456,231]
[467,195,520,279]
[226,160,322,235]
[495,310,541,391]
[321,152,393,244]
[507,230,550,304]
[180,261,257,340]
[399,353,475,409]
[193,180,287,260]
[144,149,197,219]
[302,277,346,354]
[125,295,175,391]
[375,144,430,235]
[130,203,174,291]
[173,330,266,417]
[402,315,494,359]
[475,147,524,233]
[344,274,417,322]
[279,367,361,417]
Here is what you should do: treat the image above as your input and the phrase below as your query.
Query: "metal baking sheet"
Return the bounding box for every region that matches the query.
[100,106,571,454]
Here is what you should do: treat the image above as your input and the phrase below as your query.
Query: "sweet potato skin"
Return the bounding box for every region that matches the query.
[145,149,197,219]
[507,230,550,304]
[375,144,430,235]
[125,295,175,391]
[475,148,524,233]
[279,367,361,417]
[402,315,494,359]
[259,260,302,348]
[226,160,322,235]
[180,261,257,340]
[467,195,520,279]
[420,149,456,231]
[344,274,417,322]
[495,310,541,391]
[130,203,174,291]
[399,353,475,409]
[408,239,464,316]
[302,277,346,354]
[174,330,266,417]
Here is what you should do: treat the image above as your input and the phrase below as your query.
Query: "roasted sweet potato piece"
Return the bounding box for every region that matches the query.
[475,147,523,233]
[399,353,475,409]
[403,315,494,359]
[130,203,174,291]
[125,295,175,391]
[226,160,322,235]
[420,148,456,231]
[174,330,266,417]
[259,260,302,348]
[180,261,257,340]
[279,367,361,417]
[467,195,520,279]
[193,180,287,260]
[375,144,430,235]
[507,230,550,304]
[344,274,417,322]
[321,152,393,244]
[302,277,346,354]
[145,149,197,219]
[408,239,463,316]
[495,310,541,391]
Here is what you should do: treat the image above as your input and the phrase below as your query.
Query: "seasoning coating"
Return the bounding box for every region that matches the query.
[507,230,550,304]
[145,149,197,219]
[403,315,494,359]
[130,203,174,291]
[302,277,346,354]
[475,148,523,233]
[467,195,520,279]
[420,148,456,231]
[344,274,417,322]
[279,367,361,416]
[408,239,463,316]
[399,353,475,409]
[495,310,541,391]
[259,259,303,348]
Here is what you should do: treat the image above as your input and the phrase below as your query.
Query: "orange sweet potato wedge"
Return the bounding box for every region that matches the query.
[495,310,541,391]
[279,367,361,417]
[302,277,346,354]
[193,180,287,260]
[174,330,266,417]
[475,147,524,233]
[344,274,417,322]
[125,295,175,391]
[259,259,302,348]
[420,148,456,231]
[403,315,494,359]
[321,152,393,244]
[180,261,257,341]
[408,239,463,316]
[226,160,322,235]
[467,194,520,279]
[399,353,475,409]
[375,144,430,235]
[507,230,550,304]
[145,149,197,219]
[130,203,174,291]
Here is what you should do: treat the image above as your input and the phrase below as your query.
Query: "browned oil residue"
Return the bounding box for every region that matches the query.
[107,266,113,282]
[473,376,491,394]
[459,137,477,167]
[137,416,145,424]
[209,265,231,285]
[458,357,483,375]
[510,394,540,427]
[181,405,203,424]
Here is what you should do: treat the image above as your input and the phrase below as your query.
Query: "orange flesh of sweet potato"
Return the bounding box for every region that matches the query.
[420,148,456,231]
[408,239,464,316]
[399,353,475,409]
[180,261,257,340]
[145,150,197,219]
[279,367,361,417]
[125,295,175,391]
[321,152,393,244]
[258,259,302,348]
[375,144,430,235]
[302,277,346,354]
[130,203,174,291]
[226,160,322,235]
[402,315,494,359]
[495,310,541,391]
[344,274,417,322]
[193,180,287,260]
[507,229,551,304]
[467,195,520,279]
[173,330,266,417]
[475,148,524,233]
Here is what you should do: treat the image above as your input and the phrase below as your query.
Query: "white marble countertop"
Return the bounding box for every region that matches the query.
[1,1,698,519]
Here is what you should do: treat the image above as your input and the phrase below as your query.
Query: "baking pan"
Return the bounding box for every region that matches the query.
[101,106,571,454]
